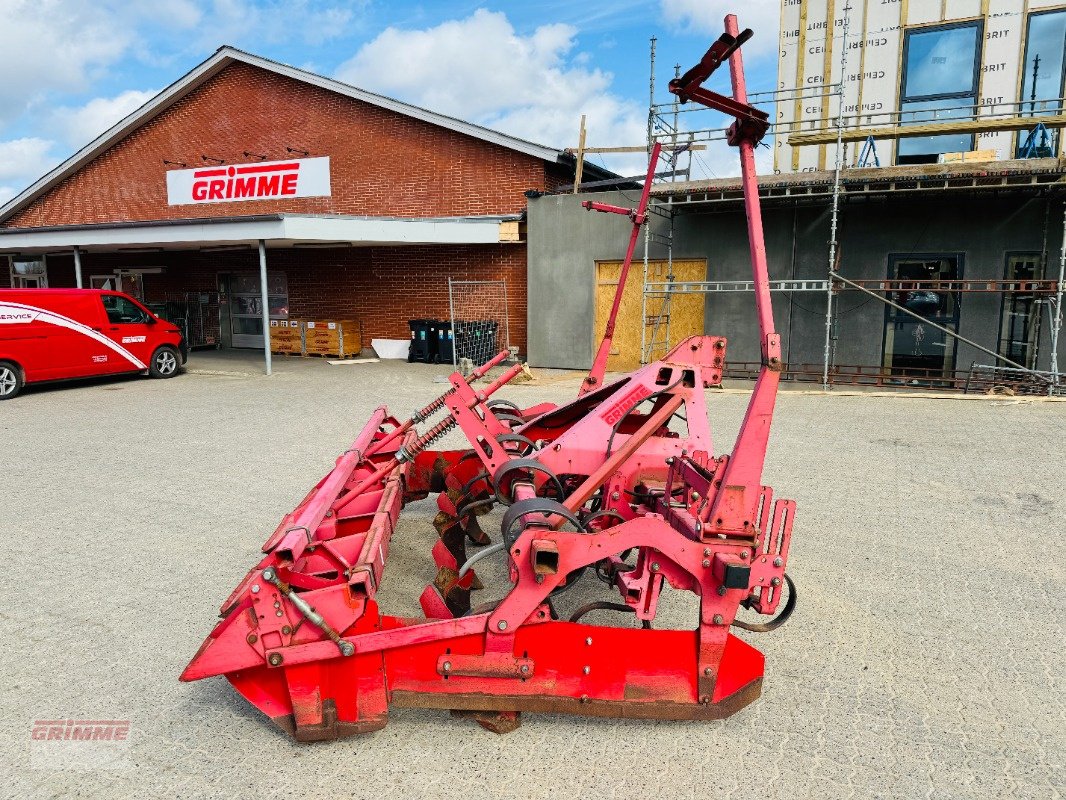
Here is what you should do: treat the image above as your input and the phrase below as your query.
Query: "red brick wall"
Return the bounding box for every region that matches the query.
[280,245,527,352]
[5,61,563,228]
[67,243,528,354]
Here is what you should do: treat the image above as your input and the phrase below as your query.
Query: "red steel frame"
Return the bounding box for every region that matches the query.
[181,15,795,739]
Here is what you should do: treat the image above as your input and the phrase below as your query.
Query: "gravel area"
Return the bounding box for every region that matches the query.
[1,352,1063,799]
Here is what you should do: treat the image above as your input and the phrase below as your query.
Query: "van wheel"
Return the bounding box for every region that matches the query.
[0,361,22,400]
[149,347,180,379]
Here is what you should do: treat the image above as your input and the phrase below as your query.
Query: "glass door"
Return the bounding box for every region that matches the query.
[997,254,1043,368]
[882,255,962,381]
[229,272,288,349]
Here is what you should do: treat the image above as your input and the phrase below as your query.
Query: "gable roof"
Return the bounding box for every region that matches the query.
[0,46,614,224]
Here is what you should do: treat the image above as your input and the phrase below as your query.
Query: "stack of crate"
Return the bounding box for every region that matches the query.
[303,319,362,358]
[269,319,304,355]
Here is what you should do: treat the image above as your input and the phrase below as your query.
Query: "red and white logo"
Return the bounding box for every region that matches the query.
[166,157,330,205]
[600,383,652,425]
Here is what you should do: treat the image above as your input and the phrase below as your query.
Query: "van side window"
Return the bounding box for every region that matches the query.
[102,295,150,324]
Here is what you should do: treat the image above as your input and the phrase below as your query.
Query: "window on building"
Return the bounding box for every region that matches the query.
[1016,10,1066,158]
[997,254,1043,367]
[10,258,48,288]
[882,255,962,380]
[897,23,981,165]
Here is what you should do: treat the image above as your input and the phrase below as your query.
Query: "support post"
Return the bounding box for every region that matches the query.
[448,277,457,369]
[573,115,587,194]
[823,7,849,391]
[502,278,511,355]
[258,239,272,376]
[1050,202,1066,388]
[647,36,657,151]
[639,203,651,364]
[73,247,83,289]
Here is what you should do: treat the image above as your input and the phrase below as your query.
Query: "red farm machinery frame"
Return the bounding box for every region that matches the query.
[181,15,795,739]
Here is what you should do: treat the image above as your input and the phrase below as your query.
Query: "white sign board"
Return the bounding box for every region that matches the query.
[166,157,330,205]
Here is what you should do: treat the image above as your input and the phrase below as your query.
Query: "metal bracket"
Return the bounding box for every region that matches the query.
[437,653,535,679]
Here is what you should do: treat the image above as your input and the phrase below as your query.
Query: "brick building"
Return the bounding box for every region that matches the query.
[0,47,612,364]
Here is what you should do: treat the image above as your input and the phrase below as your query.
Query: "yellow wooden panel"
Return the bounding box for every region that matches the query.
[594,259,707,373]
[787,113,1066,146]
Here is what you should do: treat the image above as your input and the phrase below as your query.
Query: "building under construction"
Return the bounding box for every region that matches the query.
[527,0,1065,393]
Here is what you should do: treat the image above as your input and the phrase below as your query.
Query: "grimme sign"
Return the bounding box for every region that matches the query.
[166,157,330,205]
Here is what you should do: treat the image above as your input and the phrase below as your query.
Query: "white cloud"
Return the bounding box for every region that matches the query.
[0,138,60,183]
[0,0,362,131]
[51,90,158,148]
[0,0,131,126]
[660,0,781,57]
[335,9,649,175]
[196,0,360,48]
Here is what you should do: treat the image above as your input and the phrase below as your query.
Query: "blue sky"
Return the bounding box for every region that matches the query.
[0,0,782,204]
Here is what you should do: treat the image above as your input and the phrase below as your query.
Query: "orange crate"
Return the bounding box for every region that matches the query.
[269,320,304,355]
[304,320,361,357]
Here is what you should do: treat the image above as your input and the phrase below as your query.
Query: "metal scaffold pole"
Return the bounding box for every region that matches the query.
[640,210,651,364]
[647,36,657,152]
[1051,201,1066,390]
[822,7,850,391]
[641,37,657,364]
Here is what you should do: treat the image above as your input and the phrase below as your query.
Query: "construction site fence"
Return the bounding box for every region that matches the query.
[722,361,1065,396]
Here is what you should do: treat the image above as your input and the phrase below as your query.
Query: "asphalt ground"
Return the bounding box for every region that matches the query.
[1,352,1063,799]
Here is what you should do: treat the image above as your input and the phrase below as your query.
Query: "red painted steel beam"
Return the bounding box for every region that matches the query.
[581,141,663,395]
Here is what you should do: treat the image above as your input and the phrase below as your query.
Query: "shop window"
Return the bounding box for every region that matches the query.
[897,23,981,165]
[997,253,1043,368]
[1016,10,1066,158]
[882,255,962,380]
[10,258,48,288]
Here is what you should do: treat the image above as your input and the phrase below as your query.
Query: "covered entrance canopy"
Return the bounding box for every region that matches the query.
[0,212,520,374]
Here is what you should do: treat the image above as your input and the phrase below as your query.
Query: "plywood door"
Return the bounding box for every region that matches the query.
[594,259,707,372]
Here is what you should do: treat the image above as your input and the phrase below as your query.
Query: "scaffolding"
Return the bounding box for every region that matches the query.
[637,16,1066,396]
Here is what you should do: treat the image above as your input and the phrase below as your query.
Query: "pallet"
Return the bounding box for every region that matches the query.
[304,351,361,359]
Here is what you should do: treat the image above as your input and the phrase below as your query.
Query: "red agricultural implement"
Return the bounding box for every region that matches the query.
[181,15,796,739]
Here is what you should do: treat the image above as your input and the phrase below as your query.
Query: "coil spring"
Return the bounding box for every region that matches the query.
[398,416,457,462]
[413,391,451,423]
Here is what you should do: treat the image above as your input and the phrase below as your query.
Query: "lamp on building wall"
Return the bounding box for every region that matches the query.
[162,159,187,168]
[286,146,310,157]
[201,155,226,164]
[242,151,269,161]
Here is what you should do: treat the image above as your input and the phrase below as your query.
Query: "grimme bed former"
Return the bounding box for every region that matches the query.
[182,15,797,739]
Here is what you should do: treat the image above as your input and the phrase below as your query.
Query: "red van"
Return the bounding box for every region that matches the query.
[0,289,187,400]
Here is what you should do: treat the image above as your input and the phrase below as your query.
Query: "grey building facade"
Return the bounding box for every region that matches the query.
[527,160,1064,386]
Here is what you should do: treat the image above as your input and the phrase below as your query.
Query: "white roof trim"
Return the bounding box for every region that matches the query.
[0,46,565,224]
[0,214,510,251]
